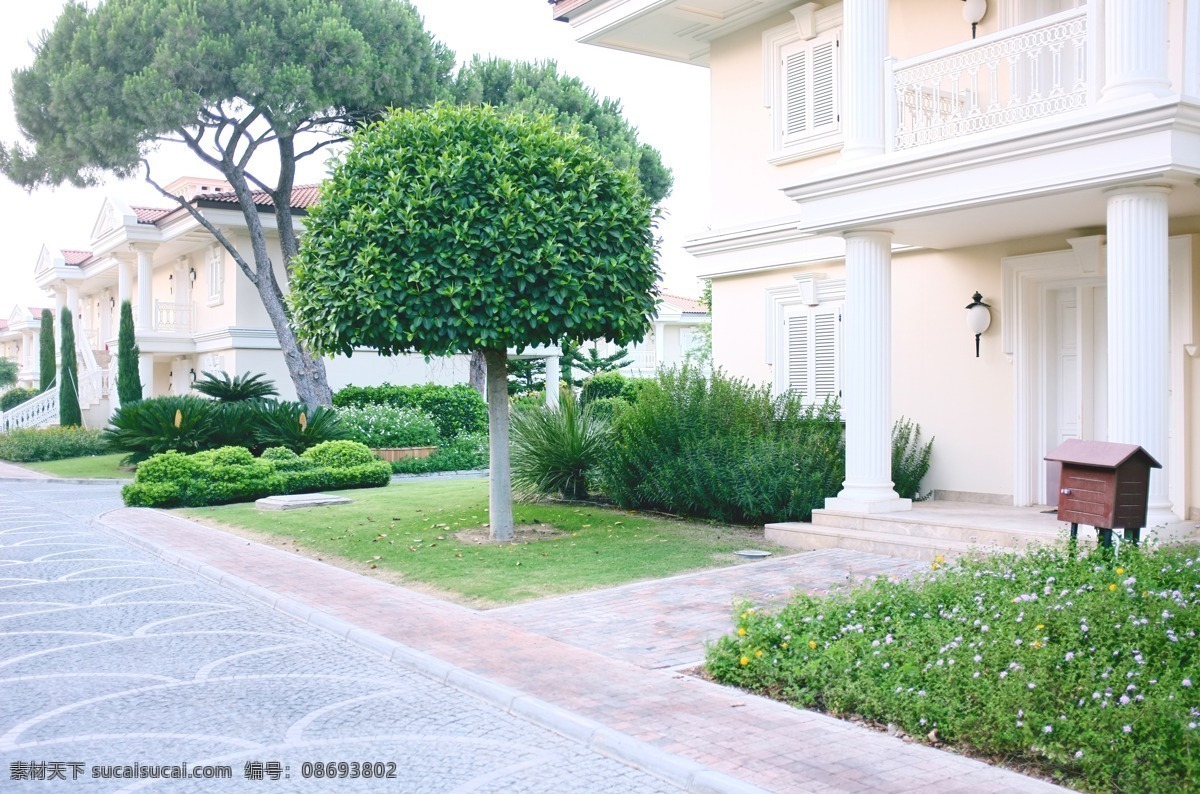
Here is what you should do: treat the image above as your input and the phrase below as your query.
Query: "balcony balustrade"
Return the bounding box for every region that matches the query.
[892,8,1088,151]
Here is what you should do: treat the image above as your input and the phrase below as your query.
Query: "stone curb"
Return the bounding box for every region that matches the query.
[390,469,488,481]
[93,509,770,794]
[0,475,132,485]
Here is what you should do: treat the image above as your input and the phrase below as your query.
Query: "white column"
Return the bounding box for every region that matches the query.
[65,284,79,325]
[1102,0,1170,101]
[841,0,889,161]
[826,230,910,514]
[118,259,132,305]
[1106,184,1174,524]
[135,248,153,331]
[544,355,560,409]
[138,354,153,400]
[653,322,665,369]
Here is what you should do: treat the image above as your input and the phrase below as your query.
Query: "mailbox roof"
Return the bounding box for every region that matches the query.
[1044,439,1162,470]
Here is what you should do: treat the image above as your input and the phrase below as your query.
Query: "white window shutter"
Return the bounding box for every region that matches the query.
[810,35,839,134]
[786,313,811,399]
[780,30,840,146]
[812,303,842,402]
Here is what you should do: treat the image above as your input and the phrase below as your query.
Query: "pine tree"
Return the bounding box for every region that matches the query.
[116,300,143,405]
[59,311,82,427]
[38,309,54,392]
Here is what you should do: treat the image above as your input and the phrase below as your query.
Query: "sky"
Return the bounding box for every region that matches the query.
[0,0,712,311]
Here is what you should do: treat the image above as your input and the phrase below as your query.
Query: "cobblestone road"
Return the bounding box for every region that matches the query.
[0,482,677,793]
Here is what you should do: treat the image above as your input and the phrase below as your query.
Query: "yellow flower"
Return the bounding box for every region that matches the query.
[737,627,747,636]
[739,613,747,620]
[1109,583,1118,591]
[748,608,756,615]
[1036,624,1044,630]
[935,555,945,563]
[1116,567,1125,575]
[739,656,749,666]
[781,642,788,650]
[932,562,941,570]
[755,649,764,658]
[1031,640,1043,649]
[809,640,818,650]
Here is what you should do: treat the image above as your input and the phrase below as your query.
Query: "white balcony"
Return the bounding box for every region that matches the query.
[152,301,196,334]
[892,8,1088,151]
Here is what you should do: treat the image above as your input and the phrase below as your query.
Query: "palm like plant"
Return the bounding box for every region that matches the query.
[510,391,611,500]
[193,371,279,402]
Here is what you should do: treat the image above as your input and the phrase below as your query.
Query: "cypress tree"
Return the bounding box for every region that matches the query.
[116,300,143,404]
[59,311,82,427]
[38,309,55,392]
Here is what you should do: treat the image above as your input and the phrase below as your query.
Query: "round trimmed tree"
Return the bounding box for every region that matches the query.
[290,104,659,540]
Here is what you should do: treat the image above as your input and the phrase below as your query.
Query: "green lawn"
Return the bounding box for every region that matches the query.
[22,453,131,479]
[179,479,786,606]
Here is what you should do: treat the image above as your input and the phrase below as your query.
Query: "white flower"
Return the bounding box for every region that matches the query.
[1074,750,1083,759]
[1183,679,1193,687]
[1043,725,1053,734]
[1123,725,1132,733]
[1065,652,1075,661]
[1028,682,1036,690]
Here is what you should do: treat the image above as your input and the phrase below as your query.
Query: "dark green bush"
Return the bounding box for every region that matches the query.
[333,383,487,439]
[579,371,627,406]
[391,432,488,474]
[104,396,221,463]
[892,417,934,501]
[1,387,40,412]
[251,400,351,453]
[598,367,844,524]
[0,426,109,462]
[619,378,654,404]
[586,396,630,423]
[510,392,609,500]
[122,441,390,507]
[193,370,279,402]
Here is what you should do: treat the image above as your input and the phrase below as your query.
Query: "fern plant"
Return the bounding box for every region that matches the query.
[892,417,934,501]
[510,391,611,500]
[193,371,279,402]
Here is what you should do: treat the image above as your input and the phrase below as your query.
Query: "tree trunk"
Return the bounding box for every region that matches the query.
[469,350,486,395]
[482,347,514,542]
[255,274,332,406]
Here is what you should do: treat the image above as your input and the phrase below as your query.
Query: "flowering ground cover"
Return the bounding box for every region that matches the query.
[707,543,1200,792]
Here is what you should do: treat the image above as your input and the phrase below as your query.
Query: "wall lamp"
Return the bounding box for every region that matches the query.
[962,0,986,39]
[966,292,991,358]
[189,368,197,383]
[109,297,116,310]
[189,267,197,284]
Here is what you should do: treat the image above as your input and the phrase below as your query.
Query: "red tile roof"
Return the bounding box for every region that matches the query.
[132,206,172,224]
[0,320,8,331]
[61,249,92,265]
[660,293,707,315]
[196,184,321,210]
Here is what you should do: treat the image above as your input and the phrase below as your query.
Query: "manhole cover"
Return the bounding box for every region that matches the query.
[734,549,772,559]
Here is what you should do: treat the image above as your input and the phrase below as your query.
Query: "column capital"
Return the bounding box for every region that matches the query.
[842,228,894,241]
[1103,183,1172,199]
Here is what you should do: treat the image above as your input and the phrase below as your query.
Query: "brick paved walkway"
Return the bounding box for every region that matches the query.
[98,504,1069,793]
[0,482,678,793]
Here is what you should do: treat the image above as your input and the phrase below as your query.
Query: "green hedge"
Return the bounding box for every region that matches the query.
[390,432,488,474]
[332,383,486,439]
[0,426,109,462]
[598,368,845,524]
[1,387,39,412]
[121,441,391,508]
[579,371,627,406]
[336,404,439,448]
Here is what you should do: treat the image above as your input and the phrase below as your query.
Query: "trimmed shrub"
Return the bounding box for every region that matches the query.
[121,441,390,507]
[510,392,609,500]
[1,387,39,412]
[251,400,351,453]
[116,300,142,404]
[333,383,487,439]
[391,432,488,474]
[336,405,439,448]
[39,309,54,393]
[892,417,934,501]
[586,396,630,423]
[193,371,279,402]
[579,371,627,406]
[59,311,81,427]
[598,367,844,524]
[0,426,109,462]
[104,396,220,463]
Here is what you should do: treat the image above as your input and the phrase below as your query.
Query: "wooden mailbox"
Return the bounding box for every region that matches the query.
[1044,439,1161,546]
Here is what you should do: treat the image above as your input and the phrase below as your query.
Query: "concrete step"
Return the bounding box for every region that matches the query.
[811,508,1065,550]
[764,521,977,562]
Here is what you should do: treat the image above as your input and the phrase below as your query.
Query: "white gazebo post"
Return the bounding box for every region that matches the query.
[1106,184,1174,524]
[841,0,889,161]
[1101,0,1170,101]
[825,230,910,514]
[544,354,560,409]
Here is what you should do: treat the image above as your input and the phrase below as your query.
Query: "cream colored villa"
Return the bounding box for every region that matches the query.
[0,306,47,390]
[553,0,1200,540]
[15,176,469,426]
